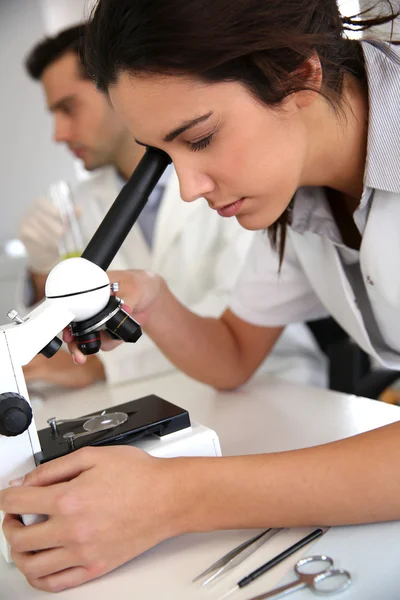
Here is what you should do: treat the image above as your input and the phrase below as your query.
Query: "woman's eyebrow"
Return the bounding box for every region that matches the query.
[163,111,213,142]
[134,111,213,147]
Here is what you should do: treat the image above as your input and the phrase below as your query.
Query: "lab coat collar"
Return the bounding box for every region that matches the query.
[152,169,201,260]
[290,41,400,244]
[88,165,194,261]
[81,165,121,210]
[361,41,400,195]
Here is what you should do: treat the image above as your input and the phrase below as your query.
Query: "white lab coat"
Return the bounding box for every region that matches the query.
[290,188,400,368]
[73,166,326,385]
[231,40,400,378]
[235,40,400,371]
[232,187,400,372]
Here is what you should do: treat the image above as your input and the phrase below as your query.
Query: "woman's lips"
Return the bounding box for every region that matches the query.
[216,198,245,217]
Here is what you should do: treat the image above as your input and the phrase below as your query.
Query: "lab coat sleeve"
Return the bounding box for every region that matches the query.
[185,221,255,318]
[230,229,329,326]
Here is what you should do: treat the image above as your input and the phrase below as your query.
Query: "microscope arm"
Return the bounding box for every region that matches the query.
[4,301,75,367]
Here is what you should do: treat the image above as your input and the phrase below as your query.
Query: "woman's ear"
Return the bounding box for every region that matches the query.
[293,53,323,109]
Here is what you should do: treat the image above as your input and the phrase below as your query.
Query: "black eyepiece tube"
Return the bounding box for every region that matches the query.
[81,148,171,270]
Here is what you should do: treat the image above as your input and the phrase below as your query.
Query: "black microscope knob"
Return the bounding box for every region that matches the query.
[0,392,33,437]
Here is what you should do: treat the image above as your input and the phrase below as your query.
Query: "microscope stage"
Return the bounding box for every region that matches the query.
[36,395,191,463]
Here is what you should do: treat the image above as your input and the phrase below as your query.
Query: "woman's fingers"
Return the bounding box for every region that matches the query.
[0,484,69,516]
[3,515,66,553]
[25,565,97,593]
[62,331,87,364]
[23,447,96,487]
[98,331,123,352]
[12,547,82,581]
[62,327,74,343]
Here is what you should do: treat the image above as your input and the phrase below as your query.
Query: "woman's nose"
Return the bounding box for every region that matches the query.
[177,169,215,203]
[179,175,214,202]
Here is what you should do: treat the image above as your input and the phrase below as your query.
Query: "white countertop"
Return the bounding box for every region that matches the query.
[2,371,400,599]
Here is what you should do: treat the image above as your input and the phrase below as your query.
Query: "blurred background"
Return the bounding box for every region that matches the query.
[0,0,96,246]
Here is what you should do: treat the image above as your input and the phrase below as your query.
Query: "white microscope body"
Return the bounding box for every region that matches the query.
[0,258,115,561]
[0,257,221,562]
[0,149,221,563]
[0,258,110,487]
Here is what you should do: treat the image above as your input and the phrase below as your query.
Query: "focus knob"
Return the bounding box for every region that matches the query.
[0,392,33,437]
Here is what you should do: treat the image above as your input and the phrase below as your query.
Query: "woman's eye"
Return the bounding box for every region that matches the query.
[188,134,213,152]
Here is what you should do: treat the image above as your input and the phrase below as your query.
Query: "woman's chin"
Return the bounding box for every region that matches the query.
[236,211,279,231]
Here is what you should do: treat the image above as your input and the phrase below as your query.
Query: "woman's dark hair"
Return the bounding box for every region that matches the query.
[83,0,400,262]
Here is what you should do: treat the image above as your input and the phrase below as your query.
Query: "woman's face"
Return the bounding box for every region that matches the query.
[110,73,312,230]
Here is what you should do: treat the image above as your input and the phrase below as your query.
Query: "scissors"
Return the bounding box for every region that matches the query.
[246,555,351,599]
[193,528,283,586]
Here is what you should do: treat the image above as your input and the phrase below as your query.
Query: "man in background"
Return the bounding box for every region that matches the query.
[19,25,326,389]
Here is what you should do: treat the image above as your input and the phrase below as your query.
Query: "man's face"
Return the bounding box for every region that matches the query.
[41,51,127,171]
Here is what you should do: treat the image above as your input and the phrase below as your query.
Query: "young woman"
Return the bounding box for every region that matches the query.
[2,0,400,592]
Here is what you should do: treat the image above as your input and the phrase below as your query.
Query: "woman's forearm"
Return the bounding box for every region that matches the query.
[142,280,281,388]
[174,421,400,534]
[144,284,242,387]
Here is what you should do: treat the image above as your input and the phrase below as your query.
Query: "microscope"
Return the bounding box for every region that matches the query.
[0,149,221,562]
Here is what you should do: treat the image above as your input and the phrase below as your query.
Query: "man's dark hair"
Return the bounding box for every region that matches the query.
[25,24,89,80]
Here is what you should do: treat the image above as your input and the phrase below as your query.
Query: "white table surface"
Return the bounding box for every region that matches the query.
[1,371,400,600]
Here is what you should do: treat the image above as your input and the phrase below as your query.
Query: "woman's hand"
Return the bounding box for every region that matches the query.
[63,266,247,388]
[64,269,164,364]
[0,446,189,592]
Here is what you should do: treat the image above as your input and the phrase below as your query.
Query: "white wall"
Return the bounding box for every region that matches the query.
[40,0,93,35]
[0,0,88,245]
[0,0,75,243]
[339,1,363,38]
[359,0,400,39]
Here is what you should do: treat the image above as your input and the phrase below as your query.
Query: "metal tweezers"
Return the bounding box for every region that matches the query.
[193,528,283,587]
